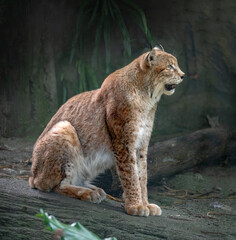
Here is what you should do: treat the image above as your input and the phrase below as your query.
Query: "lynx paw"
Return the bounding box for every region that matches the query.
[147,203,162,216]
[78,188,106,204]
[125,203,162,216]
[125,204,150,217]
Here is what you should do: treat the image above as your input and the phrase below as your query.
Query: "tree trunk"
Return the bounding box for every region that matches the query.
[147,128,229,184]
[110,128,229,191]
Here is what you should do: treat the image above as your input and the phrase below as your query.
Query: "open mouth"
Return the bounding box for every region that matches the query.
[165,84,177,91]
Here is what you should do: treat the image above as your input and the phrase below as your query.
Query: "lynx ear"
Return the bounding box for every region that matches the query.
[154,45,164,51]
[156,44,165,51]
[145,47,162,67]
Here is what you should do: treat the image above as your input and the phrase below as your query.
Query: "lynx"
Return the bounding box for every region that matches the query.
[29,47,184,216]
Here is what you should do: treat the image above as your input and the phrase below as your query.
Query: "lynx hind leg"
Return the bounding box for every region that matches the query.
[30,120,106,203]
[55,181,106,204]
[55,161,106,203]
[29,121,80,192]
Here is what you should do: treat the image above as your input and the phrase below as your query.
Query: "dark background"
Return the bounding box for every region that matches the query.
[0,0,235,140]
[0,2,235,239]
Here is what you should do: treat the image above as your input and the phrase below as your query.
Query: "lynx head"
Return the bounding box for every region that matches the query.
[143,46,185,97]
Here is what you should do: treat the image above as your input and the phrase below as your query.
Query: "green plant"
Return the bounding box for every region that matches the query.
[70,0,154,93]
[37,209,117,240]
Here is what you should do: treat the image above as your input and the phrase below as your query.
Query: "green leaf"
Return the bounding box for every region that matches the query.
[121,0,148,35]
[107,0,115,19]
[87,0,100,29]
[37,209,117,240]
[92,3,105,68]
[86,63,99,89]
[70,0,94,63]
[121,0,154,47]
[111,0,131,56]
[77,60,87,93]
[104,9,111,73]
[70,0,154,96]
[62,81,67,103]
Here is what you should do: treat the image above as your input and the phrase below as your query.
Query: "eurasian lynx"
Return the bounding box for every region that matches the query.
[29,47,184,216]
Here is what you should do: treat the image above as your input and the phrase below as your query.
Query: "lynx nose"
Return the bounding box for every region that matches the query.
[181,74,185,80]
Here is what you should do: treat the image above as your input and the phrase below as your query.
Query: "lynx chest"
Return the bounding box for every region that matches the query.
[135,116,153,150]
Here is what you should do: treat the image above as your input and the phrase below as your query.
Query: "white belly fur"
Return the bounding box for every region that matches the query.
[135,118,149,149]
[71,148,114,185]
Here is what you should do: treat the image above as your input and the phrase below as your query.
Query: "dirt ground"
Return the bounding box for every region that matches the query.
[0,137,236,240]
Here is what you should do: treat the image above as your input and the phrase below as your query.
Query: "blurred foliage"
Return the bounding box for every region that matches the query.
[1,0,235,137]
[70,0,154,94]
[37,209,117,240]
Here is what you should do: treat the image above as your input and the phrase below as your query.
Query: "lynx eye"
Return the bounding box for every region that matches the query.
[168,64,175,71]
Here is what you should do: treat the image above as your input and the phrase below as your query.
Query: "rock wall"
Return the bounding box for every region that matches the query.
[0,0,235,138]
[140,0,236,137]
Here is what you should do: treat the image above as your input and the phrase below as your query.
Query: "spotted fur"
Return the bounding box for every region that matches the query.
[29,47,184,216]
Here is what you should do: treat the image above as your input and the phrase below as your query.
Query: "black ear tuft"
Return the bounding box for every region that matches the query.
[155,43,164,51]
[159,44,165,51]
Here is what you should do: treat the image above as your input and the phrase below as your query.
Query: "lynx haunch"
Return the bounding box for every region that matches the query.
[29,47,184,216]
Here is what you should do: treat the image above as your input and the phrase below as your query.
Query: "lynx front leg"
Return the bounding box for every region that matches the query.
[114,142,149,216]
[138,148,148,205]
[138,148,162,216]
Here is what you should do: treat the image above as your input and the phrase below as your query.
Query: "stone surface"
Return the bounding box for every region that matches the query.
[1,170,236,240]
[0,137,236,240]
